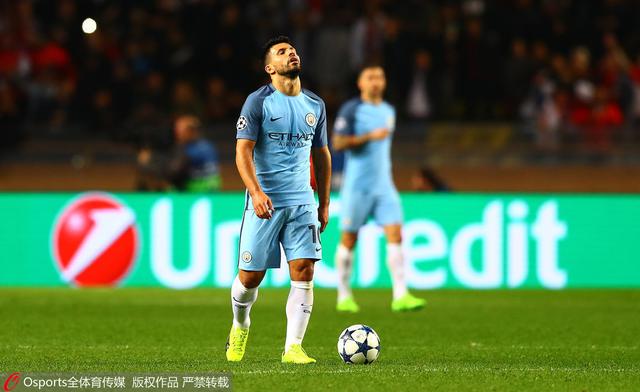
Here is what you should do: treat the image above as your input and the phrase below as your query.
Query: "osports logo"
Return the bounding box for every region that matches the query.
[3,372,20,392]
[52,193,139,287]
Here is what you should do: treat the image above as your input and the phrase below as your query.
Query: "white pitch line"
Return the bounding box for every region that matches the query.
[234,366,640,375]
[5,344,639,351]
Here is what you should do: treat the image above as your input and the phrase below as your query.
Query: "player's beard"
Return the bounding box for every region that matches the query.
[366,87,384,100]
[278,63,302,79]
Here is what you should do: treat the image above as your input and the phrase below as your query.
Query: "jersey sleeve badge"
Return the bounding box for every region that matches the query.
[236,116,248,131]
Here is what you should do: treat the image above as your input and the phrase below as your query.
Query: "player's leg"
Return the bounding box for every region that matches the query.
[227,208,283,361]
[231,269,264,329]
[375,193,426,311]
[383,224,407,299]
[282,258,316,364]
[335,190,373,312]
[280,205,321,364]
[383,224,426,311]
[336,231,359,312]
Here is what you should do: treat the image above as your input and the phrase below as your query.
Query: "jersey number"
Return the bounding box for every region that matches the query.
[307,225,321,244]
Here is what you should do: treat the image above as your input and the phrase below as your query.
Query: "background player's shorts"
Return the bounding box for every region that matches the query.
[238,204,322,271]
[340,189,403,232]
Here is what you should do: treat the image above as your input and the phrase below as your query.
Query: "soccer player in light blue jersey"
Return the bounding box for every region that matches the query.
[333,65,425,313]
[226,36,331,364]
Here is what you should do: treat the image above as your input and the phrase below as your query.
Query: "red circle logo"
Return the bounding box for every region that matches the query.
[3,372,20,392]
[52,193,139,287]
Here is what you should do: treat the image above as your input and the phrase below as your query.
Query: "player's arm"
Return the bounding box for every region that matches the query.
[312,101,331,232]
[236,92,273,219]
[311,146,331,232]
[235,139,273,219]
[332,128,389,151]
[332,132,369,151]
[332,102,389,151]
[166,149,190,188]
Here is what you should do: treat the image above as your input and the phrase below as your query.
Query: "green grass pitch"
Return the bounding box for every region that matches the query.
[1,288,639,391]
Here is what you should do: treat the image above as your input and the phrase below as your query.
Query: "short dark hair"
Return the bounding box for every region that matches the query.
[359,62,384,75]
[262,35,293,64]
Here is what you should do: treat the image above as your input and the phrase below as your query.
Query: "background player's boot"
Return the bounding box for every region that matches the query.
[282,344,316,364]
[391,293,426,312]
[336,297,360,313]
[226,325,249,361]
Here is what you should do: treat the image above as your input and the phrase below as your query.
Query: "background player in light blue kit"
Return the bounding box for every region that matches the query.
[226,36,331,364]
[333,65,425,313]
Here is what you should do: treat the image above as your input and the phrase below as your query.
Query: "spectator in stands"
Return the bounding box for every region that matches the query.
[137,115,221,192]
[2,0,640,157]
[204,76,234,122]
[571,86,623,150]
[167,115,221,191]
[171,80,203,118]
[350,3,386,72]
[459,18,499,119]
[629,52,640,140]
[406,49,434,120]
[599,34,635,139]
[0,79,23,148]
[503,38,533,118]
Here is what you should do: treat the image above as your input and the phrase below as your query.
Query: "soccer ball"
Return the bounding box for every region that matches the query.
[337,324,381,364]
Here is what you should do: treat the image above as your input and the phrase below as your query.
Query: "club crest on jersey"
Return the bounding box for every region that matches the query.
[241,251,252,263]
[236,116,248,131]
[305,112,316,127]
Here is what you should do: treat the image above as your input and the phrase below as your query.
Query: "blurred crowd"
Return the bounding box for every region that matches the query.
[2,0,640,151]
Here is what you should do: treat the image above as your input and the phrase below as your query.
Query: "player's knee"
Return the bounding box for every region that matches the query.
[340,233,358,250]
[290,260,315,281]
[238,270,265,289]
[388,233,402,243]
[386,232,402,244]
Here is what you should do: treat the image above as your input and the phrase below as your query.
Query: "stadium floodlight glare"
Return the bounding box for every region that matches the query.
[82,18,97,34]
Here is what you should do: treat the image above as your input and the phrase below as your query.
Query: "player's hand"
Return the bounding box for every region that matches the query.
[318,204,329,233]
[367,128,389,141]
[137,148,151,165]
[251,190,274,219]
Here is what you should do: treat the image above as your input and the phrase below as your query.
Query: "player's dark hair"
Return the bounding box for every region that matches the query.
[359,62,384,75]
[262,35,293,64]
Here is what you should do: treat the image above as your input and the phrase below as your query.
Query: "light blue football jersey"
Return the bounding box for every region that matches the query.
[236,84,327,208]
[334,98,397,194]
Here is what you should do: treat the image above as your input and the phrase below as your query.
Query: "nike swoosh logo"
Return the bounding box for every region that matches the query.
[232,297,248,308]
[270,116,283,122]
[315,247,322,252]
